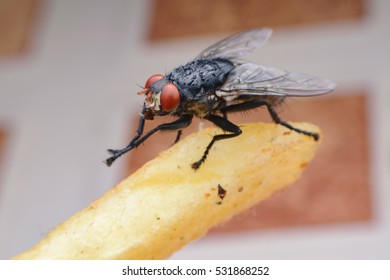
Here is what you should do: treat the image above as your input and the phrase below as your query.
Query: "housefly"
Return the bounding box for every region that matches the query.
[105,28,335,169]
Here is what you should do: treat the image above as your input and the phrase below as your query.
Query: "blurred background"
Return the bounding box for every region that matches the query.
[0,0,389,259]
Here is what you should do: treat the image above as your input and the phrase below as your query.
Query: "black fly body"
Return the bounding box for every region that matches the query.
[105,28,335,169]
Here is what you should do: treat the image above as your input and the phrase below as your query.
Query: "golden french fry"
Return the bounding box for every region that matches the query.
[14,122,321,260]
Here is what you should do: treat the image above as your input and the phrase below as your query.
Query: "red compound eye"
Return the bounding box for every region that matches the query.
[161,83,180,112]
[144,74,164,89]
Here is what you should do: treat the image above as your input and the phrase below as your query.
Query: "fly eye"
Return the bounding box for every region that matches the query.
[144,74,164,89]
[161,83,180,112]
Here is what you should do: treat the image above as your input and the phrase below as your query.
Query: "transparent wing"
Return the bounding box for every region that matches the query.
[196,28,273,60]
[218,63,336,98]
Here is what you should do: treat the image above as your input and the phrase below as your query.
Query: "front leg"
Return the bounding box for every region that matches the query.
[105,114,193,166]
[105,107,147,166]
[192,114,242,169]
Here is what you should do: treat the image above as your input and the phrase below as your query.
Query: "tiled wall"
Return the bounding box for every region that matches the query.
[1,0,389,259]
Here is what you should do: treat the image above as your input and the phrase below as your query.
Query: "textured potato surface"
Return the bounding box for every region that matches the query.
[14,122,321,259]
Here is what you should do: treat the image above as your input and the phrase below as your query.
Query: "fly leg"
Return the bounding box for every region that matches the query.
[192,114,242,170]
[105,109,147,166]
[105,114,193,166]
[173,130,182,144]
[266,103,319,141]
[221,99,319,141]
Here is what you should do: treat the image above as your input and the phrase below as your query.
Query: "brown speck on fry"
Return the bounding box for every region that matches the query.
[238,186,244,192]
[218,184,227,200]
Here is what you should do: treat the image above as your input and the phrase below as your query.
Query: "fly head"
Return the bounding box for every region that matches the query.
[137,74,181,120]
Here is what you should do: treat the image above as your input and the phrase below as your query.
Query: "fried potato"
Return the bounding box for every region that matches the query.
[13,122,321,259]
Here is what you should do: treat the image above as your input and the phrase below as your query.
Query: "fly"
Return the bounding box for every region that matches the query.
[105,28,335,169]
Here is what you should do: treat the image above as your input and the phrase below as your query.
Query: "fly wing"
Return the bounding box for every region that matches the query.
[196,28,273,60]
[218,63,336,98]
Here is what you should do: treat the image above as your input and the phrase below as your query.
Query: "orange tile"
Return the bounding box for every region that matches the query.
[149,0,364,41]
[211,94,373,233]
[0,0,40,56]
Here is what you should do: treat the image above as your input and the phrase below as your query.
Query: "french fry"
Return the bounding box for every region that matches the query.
[13,122,321,260]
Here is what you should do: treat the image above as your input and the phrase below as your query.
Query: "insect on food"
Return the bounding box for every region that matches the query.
[105,28,335,169]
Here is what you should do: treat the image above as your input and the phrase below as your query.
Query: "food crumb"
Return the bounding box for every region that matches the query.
[218,184,227,200]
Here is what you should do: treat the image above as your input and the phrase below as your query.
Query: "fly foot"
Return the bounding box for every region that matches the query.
[191,159,203,170]
[104,155,117,167]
